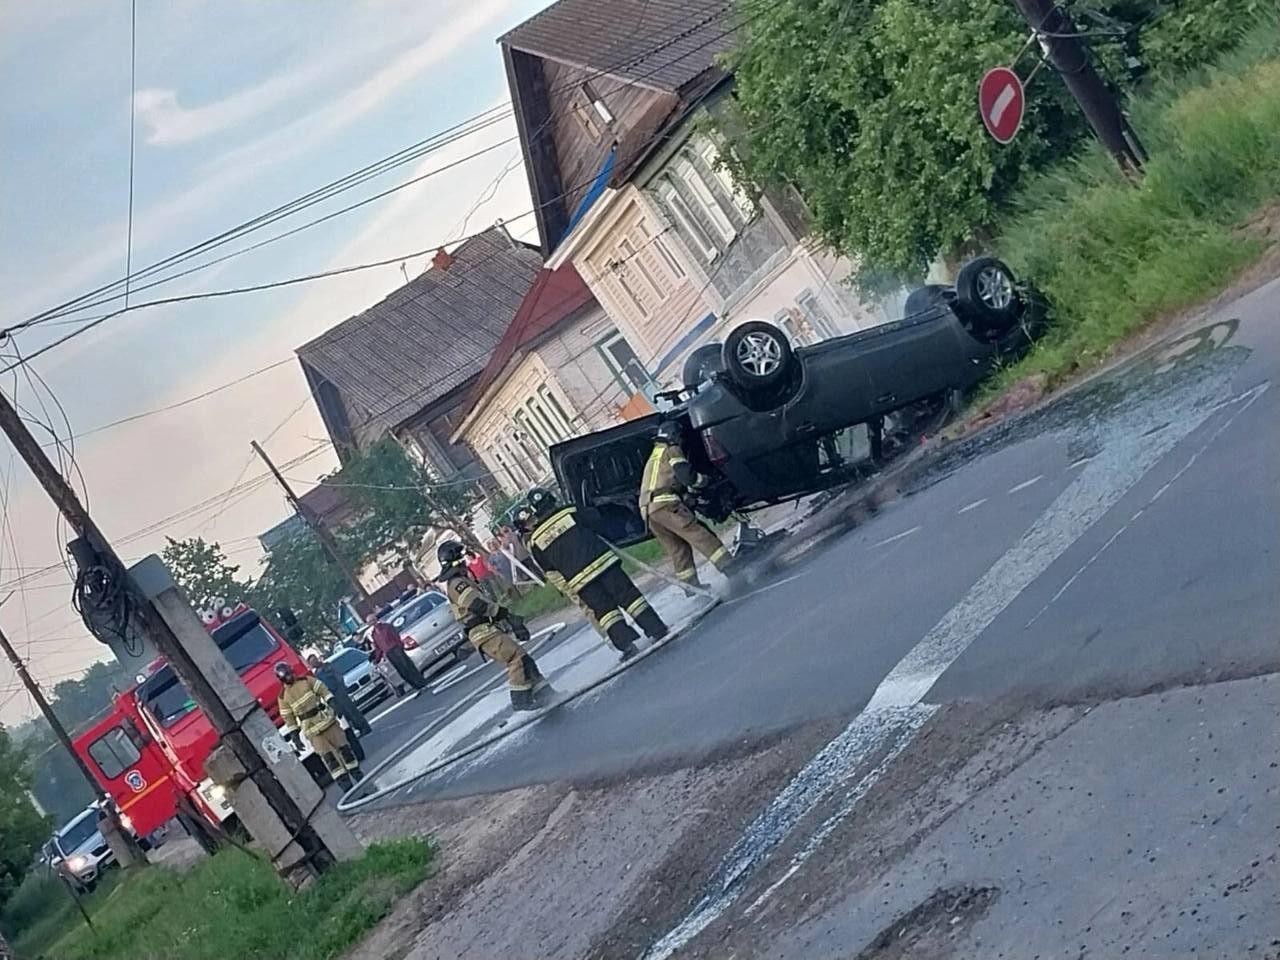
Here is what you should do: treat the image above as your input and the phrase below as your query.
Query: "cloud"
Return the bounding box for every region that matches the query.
[6,0,524,335]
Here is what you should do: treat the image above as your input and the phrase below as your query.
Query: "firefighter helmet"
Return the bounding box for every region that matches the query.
[526,487,558,520]
[273,661,295,683]
[437,540,466,567]
[655,419,683,445]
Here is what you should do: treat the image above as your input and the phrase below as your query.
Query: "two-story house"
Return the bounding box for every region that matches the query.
[499,0,885,387]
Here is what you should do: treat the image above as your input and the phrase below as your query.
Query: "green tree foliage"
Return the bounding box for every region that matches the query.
[160,537,251,612]
[727,0,1262,283]
[0,727,49,909]
[248,528,357,646]
[333,437,473,561]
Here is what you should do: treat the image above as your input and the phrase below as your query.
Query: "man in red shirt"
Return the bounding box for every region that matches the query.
[366,613,426,690]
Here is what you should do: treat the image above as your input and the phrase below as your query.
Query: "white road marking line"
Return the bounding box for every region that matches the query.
[645,370,1241,959]
[368,690,423,725]
[871,525,921,549]
[744,708,931,917]
[1025,381,1268,626]
[1070,455,1096,468]
[1007,474,1043,494]
[957,498,988,514]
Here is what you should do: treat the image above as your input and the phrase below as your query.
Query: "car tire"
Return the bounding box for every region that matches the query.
[722,321,794,394]
[954,257,1022,333]
[682,342,724,389]
[903,284,952,320]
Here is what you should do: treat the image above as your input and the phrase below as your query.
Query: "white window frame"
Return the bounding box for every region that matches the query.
[637,219,685,279]
[596,331,653,395]
[618,237,663,303]
[675,156,736,244]
[537,384,576,438]
[659,181,717,260]
[698,140,755,220]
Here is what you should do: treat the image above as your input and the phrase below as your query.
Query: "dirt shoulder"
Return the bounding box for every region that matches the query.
[341,720,845,960]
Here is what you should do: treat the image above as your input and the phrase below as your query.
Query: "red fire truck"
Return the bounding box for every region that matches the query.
[72,604,356,850]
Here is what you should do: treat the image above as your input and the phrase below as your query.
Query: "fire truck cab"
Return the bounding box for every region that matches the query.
[73,603,353,849]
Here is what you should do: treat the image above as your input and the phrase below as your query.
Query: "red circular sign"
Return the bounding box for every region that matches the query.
[978,66,1025,144]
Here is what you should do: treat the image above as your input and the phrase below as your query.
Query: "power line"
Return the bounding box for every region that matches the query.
[124,0,138,309]
[8,0,763,339]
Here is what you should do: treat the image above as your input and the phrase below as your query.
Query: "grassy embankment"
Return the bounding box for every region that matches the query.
[4,839,431,960]
[985,24,1280,398]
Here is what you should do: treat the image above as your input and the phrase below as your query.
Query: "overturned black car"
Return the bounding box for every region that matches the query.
[550,257,1044,547]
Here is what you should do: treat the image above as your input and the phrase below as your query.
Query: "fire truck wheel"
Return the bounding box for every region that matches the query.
[177,810,220,856]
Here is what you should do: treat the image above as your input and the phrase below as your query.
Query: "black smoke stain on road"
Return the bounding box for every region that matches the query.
[852,885,999,960]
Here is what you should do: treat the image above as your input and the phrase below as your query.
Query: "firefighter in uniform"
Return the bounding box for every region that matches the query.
[640,419,736,587]
[514,505,608,642]
[274,662,363,791]
[525,488,667,659]
[438,540,550,711]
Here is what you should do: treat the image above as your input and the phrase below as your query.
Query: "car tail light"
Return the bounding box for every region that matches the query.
[702,429,729,467]
[401,635,418,650]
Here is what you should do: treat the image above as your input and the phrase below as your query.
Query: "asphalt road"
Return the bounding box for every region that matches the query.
[358,277,1278,808]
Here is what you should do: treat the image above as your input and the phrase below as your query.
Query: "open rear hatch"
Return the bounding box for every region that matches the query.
[550,413,662,547]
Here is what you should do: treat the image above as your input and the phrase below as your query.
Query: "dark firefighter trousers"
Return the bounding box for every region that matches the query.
[576,564,668,651]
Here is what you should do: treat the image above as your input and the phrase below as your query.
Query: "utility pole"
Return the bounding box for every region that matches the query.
[251,440,370,604]
[1011,0,1145,171]
[392,435,488,557]
[0,389,359,887]
[0,619,145,869]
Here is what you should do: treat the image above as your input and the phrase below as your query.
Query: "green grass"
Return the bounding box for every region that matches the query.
[987,24,1280,397]
[33,839,431,960]
[3,869,126,959]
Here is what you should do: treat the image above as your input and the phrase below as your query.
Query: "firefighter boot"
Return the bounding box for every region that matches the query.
[635,607,668,643]
[523,654,558,703]
[337,773,356,792]
[510,687,537,711]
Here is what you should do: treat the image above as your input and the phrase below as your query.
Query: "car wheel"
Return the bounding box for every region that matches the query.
[903,284,952,320]
[722,321,794,394]
[954,257,1022,333]
[682,342,724,390]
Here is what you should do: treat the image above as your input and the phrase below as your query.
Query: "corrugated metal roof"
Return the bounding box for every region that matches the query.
[296,227,543,440]
[500,0,736,93]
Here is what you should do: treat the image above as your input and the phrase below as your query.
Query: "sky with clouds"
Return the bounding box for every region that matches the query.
[0,0,550,726]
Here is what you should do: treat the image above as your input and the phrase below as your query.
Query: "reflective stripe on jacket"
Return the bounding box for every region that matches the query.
[277,677,337,739]
[639,442,687,513]
[446,571,503,643]
[528,506,617,593]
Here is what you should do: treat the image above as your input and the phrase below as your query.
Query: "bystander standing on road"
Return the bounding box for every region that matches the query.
[306,651,372,735]
[366,613,427,690]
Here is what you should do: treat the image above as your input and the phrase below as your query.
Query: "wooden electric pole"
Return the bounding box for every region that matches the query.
[0,389,356,882]
[0,624,117,810]
[1012,0,1145,171]
[250,440,370,604]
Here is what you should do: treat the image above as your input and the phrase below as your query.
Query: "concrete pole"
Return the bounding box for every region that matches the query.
[1011,0,1145,172]
[137,558,363,887]
[0,388,358,887]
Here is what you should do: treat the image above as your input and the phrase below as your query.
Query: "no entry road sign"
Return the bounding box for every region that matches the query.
[979,66,1026,144]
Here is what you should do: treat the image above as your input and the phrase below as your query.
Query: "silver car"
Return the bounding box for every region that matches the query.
[50,805,116,892]
[380,590,471,689]
[326,645,393,711]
